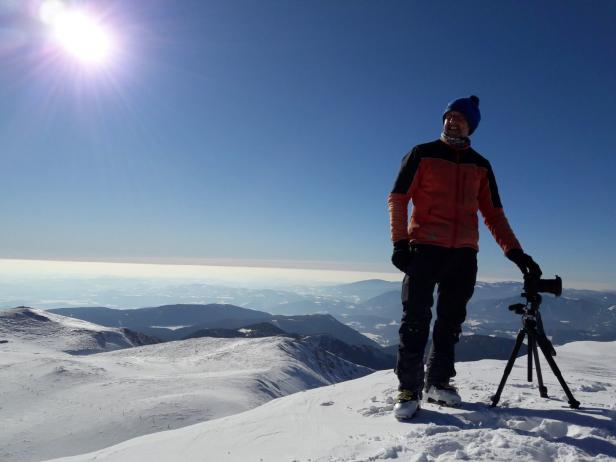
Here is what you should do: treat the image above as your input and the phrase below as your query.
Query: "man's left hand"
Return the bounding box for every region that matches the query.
[506,248,542,278]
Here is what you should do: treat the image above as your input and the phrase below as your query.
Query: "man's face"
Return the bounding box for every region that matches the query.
[443,111,470,137]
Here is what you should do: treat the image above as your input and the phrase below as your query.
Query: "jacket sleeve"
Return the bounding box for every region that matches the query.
[478,162,522,254]
[387,148,421,243]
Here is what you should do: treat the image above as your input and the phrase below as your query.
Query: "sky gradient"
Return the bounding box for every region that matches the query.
[1,0,615,289]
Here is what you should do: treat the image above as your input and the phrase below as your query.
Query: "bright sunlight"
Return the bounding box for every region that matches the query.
[39,0,115,66]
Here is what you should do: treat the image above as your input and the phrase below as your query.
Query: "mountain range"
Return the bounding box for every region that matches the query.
[49,304,382,347]
[313,280,616,346]
[48,303,532,369]
[5,278,615,349]
[2,278,611,376]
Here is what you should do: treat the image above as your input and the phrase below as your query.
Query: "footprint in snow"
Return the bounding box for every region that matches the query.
[577,382,609,392]
[358,396,395,417]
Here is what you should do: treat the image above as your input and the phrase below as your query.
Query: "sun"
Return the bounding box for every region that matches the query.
[40,0,115,66]
[53,11,114,65]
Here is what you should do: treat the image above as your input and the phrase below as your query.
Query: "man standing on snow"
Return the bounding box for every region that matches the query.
[387,95,542,420]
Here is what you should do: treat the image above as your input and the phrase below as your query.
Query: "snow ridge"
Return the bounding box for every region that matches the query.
[0,307,155,354]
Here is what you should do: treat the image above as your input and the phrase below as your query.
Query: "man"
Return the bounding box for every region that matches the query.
[387,95,541,420]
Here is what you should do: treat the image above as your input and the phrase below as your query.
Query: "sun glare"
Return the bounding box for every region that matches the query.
[40,0,115,66]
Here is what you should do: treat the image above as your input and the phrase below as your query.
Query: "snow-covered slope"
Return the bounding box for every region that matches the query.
[47,341,616,462]
[0,307,155,354]
[0,332,371,462]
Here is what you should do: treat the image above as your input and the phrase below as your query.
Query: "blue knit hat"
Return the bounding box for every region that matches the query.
[443,95,481,135]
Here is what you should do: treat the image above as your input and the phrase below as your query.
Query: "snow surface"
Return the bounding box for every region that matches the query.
[149,325,192,330]
[0,313,371,462]
[360,332,389,345]
[43,341,616,462]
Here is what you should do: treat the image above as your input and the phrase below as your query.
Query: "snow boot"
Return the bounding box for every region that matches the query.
[424,383,461,407]
[393,389,421,420]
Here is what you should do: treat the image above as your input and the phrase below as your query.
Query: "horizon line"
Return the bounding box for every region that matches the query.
[0,255,391,273]
[0,257,613,291]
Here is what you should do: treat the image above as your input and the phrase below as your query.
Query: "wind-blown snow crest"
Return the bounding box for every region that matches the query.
[46,341,616,462]
[0,307,153,354]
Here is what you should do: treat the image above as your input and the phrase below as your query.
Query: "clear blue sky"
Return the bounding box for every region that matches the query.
[1,0,615,288]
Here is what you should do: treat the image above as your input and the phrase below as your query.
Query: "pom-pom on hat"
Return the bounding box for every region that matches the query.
[443,95,481,135]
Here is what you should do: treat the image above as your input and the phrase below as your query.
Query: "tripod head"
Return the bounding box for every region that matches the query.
[509,274,562,316]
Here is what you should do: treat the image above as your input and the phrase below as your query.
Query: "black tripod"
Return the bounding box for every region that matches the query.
[491,288,580,409]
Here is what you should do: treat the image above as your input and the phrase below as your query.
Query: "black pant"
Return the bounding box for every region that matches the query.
[395,244,477,392]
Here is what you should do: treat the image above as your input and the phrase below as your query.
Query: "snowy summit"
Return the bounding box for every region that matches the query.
[46,341,616,461]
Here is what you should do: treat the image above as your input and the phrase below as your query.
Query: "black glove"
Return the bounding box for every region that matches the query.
[506,248,542,278]
[391,240,413,273]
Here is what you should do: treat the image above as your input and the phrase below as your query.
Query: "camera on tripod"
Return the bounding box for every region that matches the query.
[508,275,562,316]
[524,275,562,297]
[493,273,581,409]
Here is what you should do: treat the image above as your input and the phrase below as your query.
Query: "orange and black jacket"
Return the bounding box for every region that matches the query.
[388,139,522,254]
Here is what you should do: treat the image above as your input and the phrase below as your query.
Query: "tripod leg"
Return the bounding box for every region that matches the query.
[491,329,526,407]
[529,332,548,397]
[535,334,581,409]
[527,334,533,382]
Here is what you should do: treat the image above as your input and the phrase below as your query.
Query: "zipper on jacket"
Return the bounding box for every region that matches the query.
[451,151,461,246]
